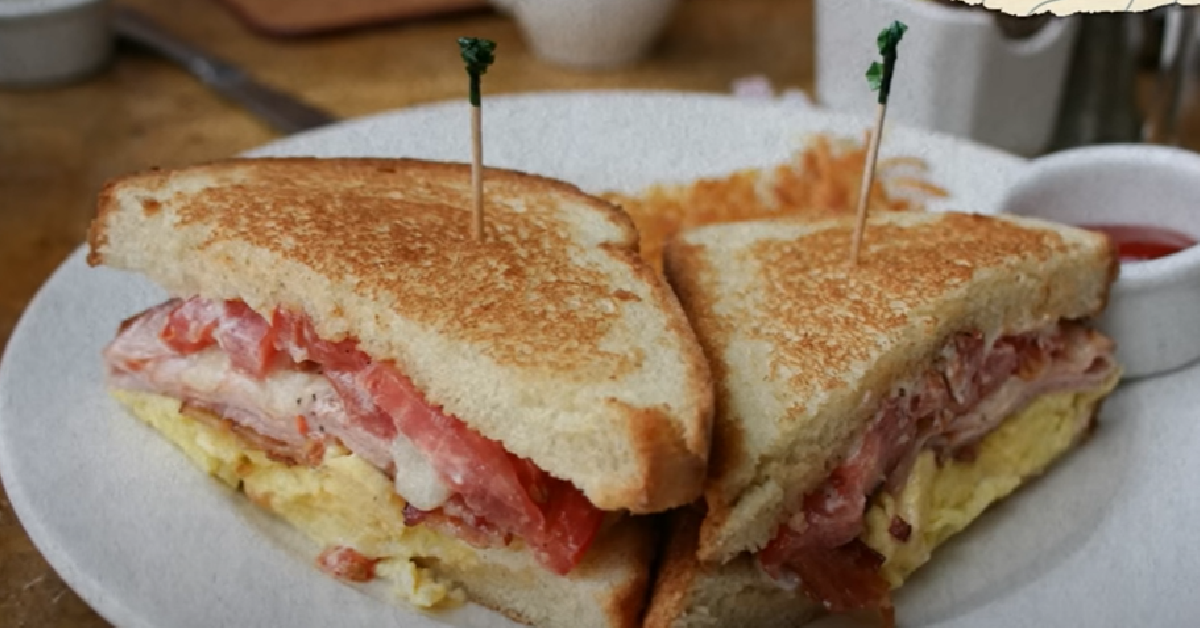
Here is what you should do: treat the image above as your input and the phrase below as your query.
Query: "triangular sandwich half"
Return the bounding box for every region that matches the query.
[646,210,1120,626]
[87,158,714,628]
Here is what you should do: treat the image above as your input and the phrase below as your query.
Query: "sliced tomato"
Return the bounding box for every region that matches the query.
[360,363,605,575]
[511,456,554,505]
[406,475,603,576]
[272,309,370,372]
[212,301,278,379]
[530,477,607,575]
[160,297,221,352]
[359,363,547,538]
[509,455,604,574]
[142,298,606,574]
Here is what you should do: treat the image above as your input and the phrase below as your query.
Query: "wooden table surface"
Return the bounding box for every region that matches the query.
[0,0,812,625]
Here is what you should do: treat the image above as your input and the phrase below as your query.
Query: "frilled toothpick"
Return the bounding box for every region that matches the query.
[850,21,907,266]
[459,36,497,241]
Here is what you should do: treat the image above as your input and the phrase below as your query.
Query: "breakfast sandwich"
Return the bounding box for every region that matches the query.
[644,210,1122,626]
[86,157,714,628]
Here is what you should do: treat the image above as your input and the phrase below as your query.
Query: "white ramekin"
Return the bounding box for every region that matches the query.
[999,144,1200,380]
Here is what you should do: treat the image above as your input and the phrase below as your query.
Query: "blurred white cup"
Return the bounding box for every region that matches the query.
[0,0,113,86]
[816,0,1079,157]
[491,0,680,69]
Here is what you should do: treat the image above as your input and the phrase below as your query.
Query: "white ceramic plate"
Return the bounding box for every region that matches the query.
[2,92,1192,628]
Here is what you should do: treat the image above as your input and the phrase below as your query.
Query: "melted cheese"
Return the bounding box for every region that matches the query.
[111,388,470,609]
[390,432,454,511]
[861,374,1120,587]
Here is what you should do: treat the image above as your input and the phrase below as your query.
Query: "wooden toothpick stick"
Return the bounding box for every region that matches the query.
[458,36,497,241]
[851,103,888,264]
[850,21,907,266]
[471,103,483,239]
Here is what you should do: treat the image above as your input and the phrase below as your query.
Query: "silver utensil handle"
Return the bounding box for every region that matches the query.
[112,6,338,135]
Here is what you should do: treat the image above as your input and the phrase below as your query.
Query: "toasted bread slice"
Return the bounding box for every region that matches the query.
[662,211,1116,561]
[87,158,713,514]
[112,388,658,628]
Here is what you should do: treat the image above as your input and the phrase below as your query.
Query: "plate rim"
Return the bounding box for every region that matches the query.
[243,88,1031,170]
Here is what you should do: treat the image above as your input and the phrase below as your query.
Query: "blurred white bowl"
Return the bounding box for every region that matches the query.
[490,0,679,70]
[0,0,113,86]
[1000,145,1200,379]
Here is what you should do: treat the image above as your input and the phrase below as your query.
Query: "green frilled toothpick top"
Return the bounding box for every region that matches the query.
[866,21,907,105]
[458,37,497,107]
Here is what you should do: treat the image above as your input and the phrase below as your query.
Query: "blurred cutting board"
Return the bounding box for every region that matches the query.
[214,0,492,36]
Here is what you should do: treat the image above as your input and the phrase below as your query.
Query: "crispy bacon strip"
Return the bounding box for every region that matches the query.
[888,517,912,543]
[759,322,1118,611]
[775,540,891,613]
[316,546,379,583]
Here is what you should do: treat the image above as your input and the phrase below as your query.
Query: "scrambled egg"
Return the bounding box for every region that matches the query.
[112,372,1120,606]
[862,376,1119,587]
[111,389,471,609]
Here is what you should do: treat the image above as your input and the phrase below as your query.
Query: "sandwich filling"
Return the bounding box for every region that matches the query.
[756,321,1118,612]
[103,297,606,575]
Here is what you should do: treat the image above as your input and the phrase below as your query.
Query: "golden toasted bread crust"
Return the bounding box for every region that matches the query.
[641,507,706,628]
[1097,232,1121,313]
[664,211,1117,560]
[589,241,714,511]
[661,245,746,545]
[91,158,644,372]
[600,517,660,628]
[89,158,713,514]
[607,404,709,513]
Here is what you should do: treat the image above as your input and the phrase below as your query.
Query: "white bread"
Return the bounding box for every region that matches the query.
[662,211,1117,562]
[642,507,819,628]
[112,388,657,628]
[87,158,713,514]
